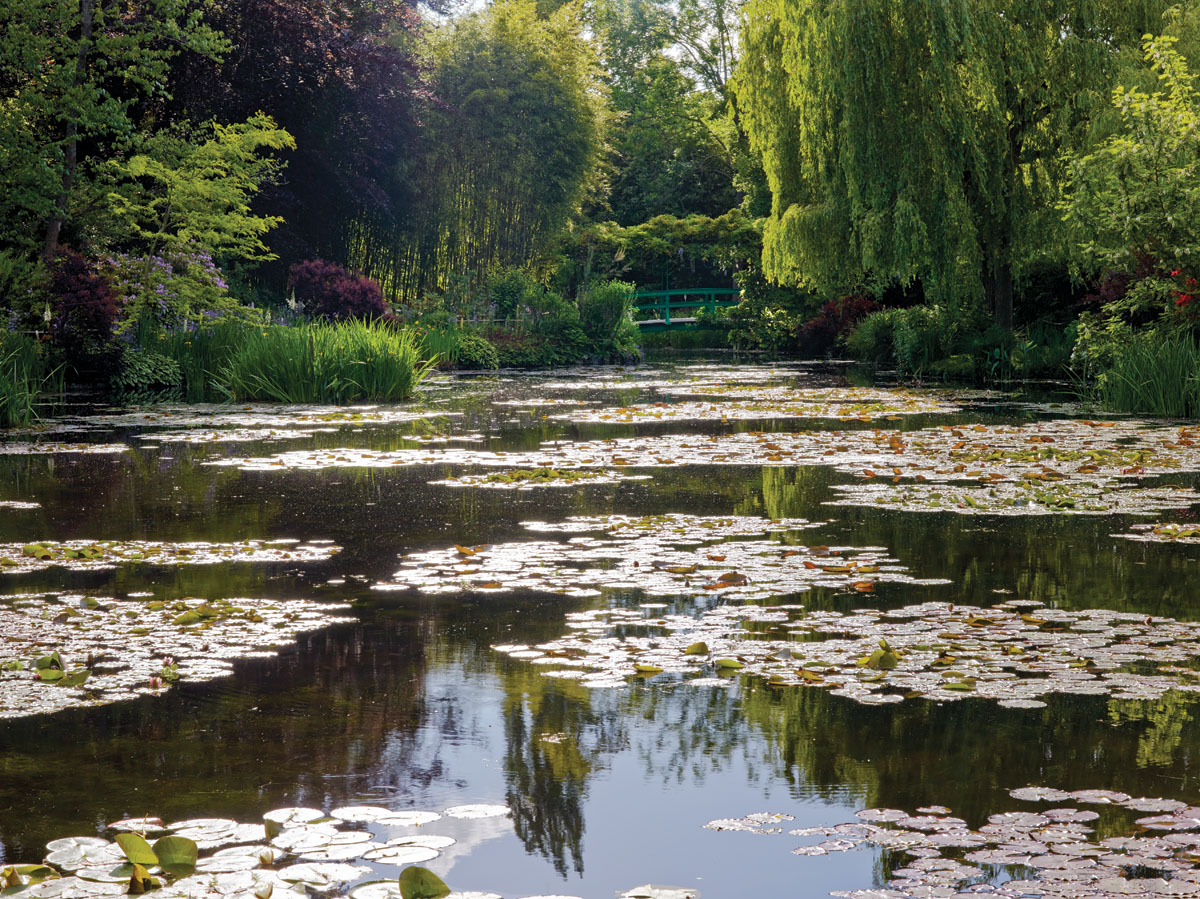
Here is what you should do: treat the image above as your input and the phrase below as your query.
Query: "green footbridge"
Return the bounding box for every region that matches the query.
[633,287,740,330]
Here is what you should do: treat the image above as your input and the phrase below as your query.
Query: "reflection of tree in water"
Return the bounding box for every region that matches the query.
[735,680,1200,827]
[501,665,627,877]
[0,613,430,863]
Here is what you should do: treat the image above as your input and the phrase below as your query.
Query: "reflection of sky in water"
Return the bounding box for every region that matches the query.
[352,658,874,898]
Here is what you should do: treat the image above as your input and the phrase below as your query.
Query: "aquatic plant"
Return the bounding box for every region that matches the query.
[0,591,347,718]
[710,788,1200,898]
[374,514,940,601]
[494,597,1200,707]
[219,320,434,404]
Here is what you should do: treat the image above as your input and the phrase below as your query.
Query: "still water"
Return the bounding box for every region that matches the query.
[2,360,1199,898]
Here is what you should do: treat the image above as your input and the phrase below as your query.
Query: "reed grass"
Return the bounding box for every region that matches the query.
[0,334,59,427]
[1100,330,1200,417]
[218,320,434,403]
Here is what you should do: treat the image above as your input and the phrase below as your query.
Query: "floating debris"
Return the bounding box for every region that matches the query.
[495,598,1200,706]
[0,593,349,718]
[374,514,938,600]
[0,539,340,575]
[710,792,1200,899]
[0,500,41,509]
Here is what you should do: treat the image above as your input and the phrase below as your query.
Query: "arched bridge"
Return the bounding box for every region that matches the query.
[633,288,740,330]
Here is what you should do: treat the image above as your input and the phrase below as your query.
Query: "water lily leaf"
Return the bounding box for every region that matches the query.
[397,867,449,899]
[115,834,158,867]
[151,837,197,877]
[714,659,742,670]
[57,669,90,688]
[126,863,160,894]
[683,642,709,656]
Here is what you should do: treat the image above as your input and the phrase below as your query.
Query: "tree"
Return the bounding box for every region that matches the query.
[0,0,226,258]
[107,113,294,262]
[1063,36,1200,278]
[735,0,1171,327]
[387,0,610,300]
[157,0,425,276]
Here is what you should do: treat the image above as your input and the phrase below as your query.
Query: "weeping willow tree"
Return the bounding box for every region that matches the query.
[374,0,609,301]
[735,0,1171,327]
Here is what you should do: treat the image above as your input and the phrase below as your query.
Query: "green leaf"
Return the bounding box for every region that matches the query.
[127,863,161,894]
[57,669,90,688]
[151,837,197,878]
[683,642,709,655]
[115,833,158,867]
[714,658,742,670]
[397,867,450,899]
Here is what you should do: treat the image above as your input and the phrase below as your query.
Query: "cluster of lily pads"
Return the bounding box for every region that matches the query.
[373,514,944,601]
[0,443,129,455]
[0,592,348,718]
[1,803,694,899]
[709,786,1200,898]
[0,539,340,575]
[427,468,645,490]
[1118,523,1200,544]
[493,596,1200,706]
[546,387,963,425]
[205,419,1200,516]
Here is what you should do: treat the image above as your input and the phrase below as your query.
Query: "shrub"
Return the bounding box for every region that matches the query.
[48,249,121,371]
[417,328,499,370]
[578,279,639,361]
[578,280,635,341]
[797,294,880,356]
[289,259,387,321]
[488,268,541,321]
[727,271,819,353]
[104,250,253,336]
[0,251,45,325]
[454,333,500,370]
[112,348,184,403]
[846,309,898,365]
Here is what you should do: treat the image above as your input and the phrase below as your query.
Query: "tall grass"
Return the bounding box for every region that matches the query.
[160,321,248,402]
[219,320,434,403]
[1100,330,1200,417]
[0,334,60,428]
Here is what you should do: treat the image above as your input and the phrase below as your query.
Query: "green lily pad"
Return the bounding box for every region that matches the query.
[397,867,449,899]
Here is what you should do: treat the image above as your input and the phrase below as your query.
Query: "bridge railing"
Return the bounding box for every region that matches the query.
[633,288,741,327]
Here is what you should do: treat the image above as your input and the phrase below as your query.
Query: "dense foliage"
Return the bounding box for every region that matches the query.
[5,0,1200,405]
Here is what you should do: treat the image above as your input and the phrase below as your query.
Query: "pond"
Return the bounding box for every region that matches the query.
[3,360,1200,899]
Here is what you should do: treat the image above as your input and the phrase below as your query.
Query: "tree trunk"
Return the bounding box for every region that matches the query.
[43,0,94,261]
[990,259,1014,330]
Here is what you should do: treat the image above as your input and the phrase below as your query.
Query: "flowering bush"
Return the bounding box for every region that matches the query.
[288,259,387,321]
[102,249,257,336]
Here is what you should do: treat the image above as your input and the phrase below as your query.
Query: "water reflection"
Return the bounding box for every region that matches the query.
[3,366,1200,897]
